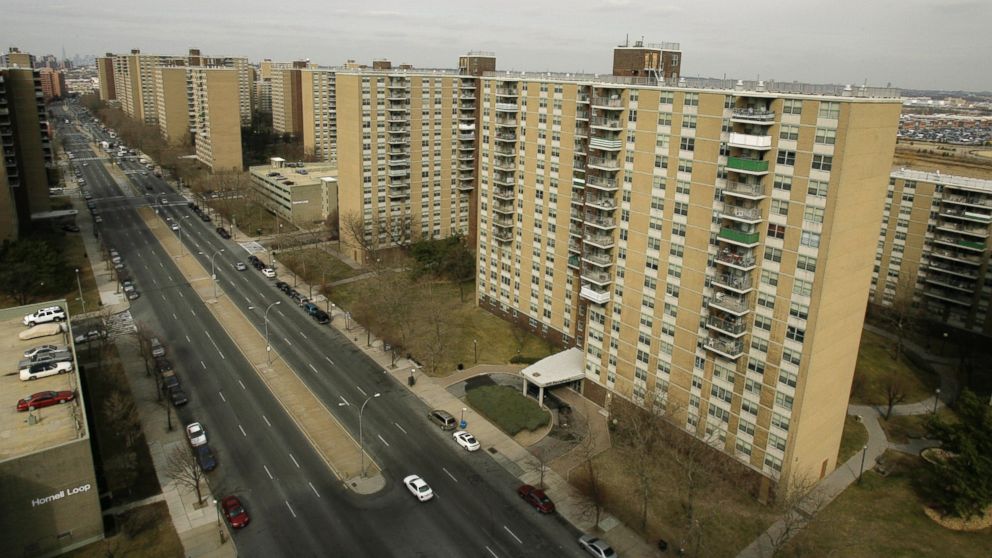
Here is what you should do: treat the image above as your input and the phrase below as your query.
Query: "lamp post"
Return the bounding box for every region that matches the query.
[212,498,225,544]
[248,301,282,365]
[858,444,868,484]
[74,268,86,314]
[473,338,478,364]
[942,332,948,355]
[933,388,941,414]
[340,393,381,477]
[461,407,467,429]
[204,248,225,298]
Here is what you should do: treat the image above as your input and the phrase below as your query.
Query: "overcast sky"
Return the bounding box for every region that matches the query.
[4,0,990,92]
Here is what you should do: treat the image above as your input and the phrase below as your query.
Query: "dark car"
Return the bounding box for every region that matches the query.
[289,290,303,303]
[302,302,319,315]
[221,496,250,529]
[168,386,189,407]
[215,227,230,239]
[313,310,330,324]
[517,484,555,514]
[155,356,174,373]
[16,390,75,412]
[274,281,289,292]
[200,213,212,222]
[62,223,81,233]
[195,444,217,472]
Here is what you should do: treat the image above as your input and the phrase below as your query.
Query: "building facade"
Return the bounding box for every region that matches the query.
[612,39,682,80]
[301,67,338,161]
[96,54,116,102]
[2,47,34,68]
[37,68,67,101]
[473,75,900,488]
[0,67,53,241]
[272,62,307,137]
[249,157,338,225]
[113,50,187,125]
[188,67,243,171]
[334,69,475,262]
[154,66,192,145]
[870,169,992,335]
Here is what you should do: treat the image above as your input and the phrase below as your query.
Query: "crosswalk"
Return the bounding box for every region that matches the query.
[106,309,137,337]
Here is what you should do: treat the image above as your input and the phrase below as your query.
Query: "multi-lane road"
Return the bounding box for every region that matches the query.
[57,105,587,558]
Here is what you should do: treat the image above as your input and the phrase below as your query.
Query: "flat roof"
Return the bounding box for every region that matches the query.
[521,347,585,388]
[249,162,338,190]
[0,301,87,463]
[891,168,992,193]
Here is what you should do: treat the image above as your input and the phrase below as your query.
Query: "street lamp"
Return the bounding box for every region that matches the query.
[858,444,868,484]
[203,248,225,298]
[461,407,467,428]
[249,301,282,364]
[933,388,941,414]
[74,268,86,315]
[212,498,226,544]
[340,393,381,478]
[942,332,949,355]
[473,338,478,364]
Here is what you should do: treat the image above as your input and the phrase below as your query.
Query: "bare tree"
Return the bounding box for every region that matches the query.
[341,211,380,265]
[134,321,155,377]
[166,444,205,504]
[759,475,831,558]
[419,284,449,375]
[103,390,141,449]
[881,370,910,420]
[610,397,665,532]
[570,412,606,528]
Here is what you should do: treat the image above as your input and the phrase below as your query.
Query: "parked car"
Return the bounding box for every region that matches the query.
[18,350,73,370]
[453,430,480,452]
[427,409,457,431]
[62,223,81,232]
[23,306,66,327]
[150,337,165,357]
[578,534,618,558]
[16,390,75,412]
[155,356,174,373]
[73,329,107,344]
[313,310,330,324]
[168,386,189,407]
[171,223,180,231]
[215,227,231,239]
[23,344,64,359]
[195,444,217,472]
[289,290,303,303]
[517,484,555,514]
[274,281,289,292]
[261,268,276,278]
[221,496,250,528]
[200,213,212,222]
[20,361,73,381]
[235,262,247,271]
[302,302,319,315]
[186,422,207,446]
[403,475,434,502]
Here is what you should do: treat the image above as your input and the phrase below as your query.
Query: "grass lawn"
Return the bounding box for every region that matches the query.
[838,415,869,464]
[879,409,956,444]
[571,447,777,557]
[65,502,183,558]
[279,246,363,287]
[850,330,939,405]
[783,451,992,557]
[207,198,293,237]
[331,279,555,375]
[466,385,549,435]
[63,234,102,316]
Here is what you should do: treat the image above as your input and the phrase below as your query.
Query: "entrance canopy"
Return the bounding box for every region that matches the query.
[522,347,585,388]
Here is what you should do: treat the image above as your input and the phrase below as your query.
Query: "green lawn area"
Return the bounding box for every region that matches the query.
[65,502,183,558]
[879,409,957,444]
[330,279,555,375]
[850,330,940,405]
[783,451,992,557]
[207,198,293,237]
[838,415,869,464]
[466,385,549,435]
[278,246,363,287]
[64,234,102,316]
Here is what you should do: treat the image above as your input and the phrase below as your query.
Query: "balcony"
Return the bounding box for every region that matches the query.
[922,289,972,306]
[459,123,476,132]
[934,235,986,252]
[592,97,624,109]
[728,132,773,150]
[494,160,515,172]
[580,284,611,305]
[935,222,989,238]
[495,102,518,112]
[718,227,761,247]
[493,216,514,228]
[712,273,753,293]
[575,110,590,121]
[388,158,410,167]
[706,316,748,337]
[927,261,979,279]
[568,240,582,253]
[493,174,514,187]
[586,175,618,191]
[493,229,513,243]
[388,189,410,199]
[585,196,617,211]
[496,88,518,97]
[568,255,580,269]
[459,93,476,101]
[387,93,410,101]
[573,159,586,171]
[387,105,410,112]
[495,132,517,143]
[575,124,589,137]
[590,117,623,130]
[493,187,514,200]
[716,249,757,270]
[459,102,477,110]
[387,81,410,90]
[459,134,476,141]
[730,108,776,125]
[388,125,410,134]
[924,275,975,292]
[581,267,612,286]
[582,251,613,267]
[577,94,590,104]
[585,215,616,230]
[492,201,514,215]
[941,194,992,209]
[590,137,623,151]
[727,156,769,175]
[456,181,475,191]
[495,117,517,128]
[930,249,982,266]
[724,181,766,199]
[939,207,992,224]
[704,337,746,360]
[584,233,614,249]
[709,293,750,316]
[388,168,410,177]
[721,205,763,224]
[588,156,620,171]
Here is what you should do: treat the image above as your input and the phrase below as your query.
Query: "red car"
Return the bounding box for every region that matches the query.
[17,390,75,412]
[221,496,250,529]
[517,484,555,514]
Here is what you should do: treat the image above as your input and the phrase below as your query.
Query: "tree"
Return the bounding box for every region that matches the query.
[419,284,449,375]
[610,397,665,531]
[166,444,205,505]
[103,390,141,449]
[758,475,831,557]
[341,211,379,265]
[923,389,992,519]
[880,370,910,420]
[134,321,155,377]
[571,413,605,528]
[0,238,67,304]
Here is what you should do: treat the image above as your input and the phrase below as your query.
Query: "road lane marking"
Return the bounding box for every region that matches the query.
[309,482,320,498]
[308,363,318,374]
[394,422,407,434]
[258,291,265,298]
[219,392,226,402]
[185,335,191,343]
[355,384,367,397]
[161,294,167,301]
[443,467,458,482]
[263,415,271,427]
[285,501,296,518]
[283,337,292,346]
[503,526,522,544]
[200,361,206,369]
[325,356,335,366]
[378,434,390,447]
[339,395,350,407]
[299,331,307,339]
[239,425,247,437]
[277,309,286,317]
[485,547,498,558]
[190,309,196,317]
[290,454,300,468]
[153,278,159,286]
[172,312,177,320]
[263,465,272,479]
[238,380,246,390]
[244,296,251,303]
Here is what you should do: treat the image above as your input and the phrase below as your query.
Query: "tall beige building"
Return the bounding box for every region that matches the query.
[335,69,476,261]
[96,54,116,101]
[187,49,253,126]
[870,169,992,335]
[113,49,187,125]
[272,61,310,137]
[188,67,243,171]
[300,67,337,161]
[154,65,191,145]
[473,74,900,489]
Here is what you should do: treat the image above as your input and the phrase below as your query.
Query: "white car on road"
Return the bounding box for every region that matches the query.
[186,422,207,447]
[261,268,276,278]
[403,475,434,502]
[453,431,480,452]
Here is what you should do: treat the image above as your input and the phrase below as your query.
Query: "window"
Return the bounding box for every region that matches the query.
[771,199,789,216]
[775,392,794,411]
[797,255,817,273]
[789,302,809,320]
[773,174,792,191]
[808,180,829,198]
[684,92,699,107]
[783,99,802,115]
[761,269,779,287]
[777,150,796,166]
[754,315,772,331]
[680,137,695,151]
[767,224,785,239]
[764,247,782,263]
[811,154,833,171]
[800,230,820,248]
[786,325,805,343]
[815,127,836,145]
[793,278,813,296]
[818,101,840,119]
[803,206,825,224]
[779,125,799,141]
[682,115,697,129]
[757,292,775,309]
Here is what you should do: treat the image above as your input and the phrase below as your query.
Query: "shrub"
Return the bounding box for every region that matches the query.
[509,355,542,364]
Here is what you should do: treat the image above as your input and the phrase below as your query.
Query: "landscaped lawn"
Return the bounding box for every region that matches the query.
[207,198,293,237]
[783,451,992,557]
[65,502,183,558]
[466,385,549,435]
[879,409,957,444]
[850,330,940,405]
[330,279,555,375]
[838,415,869,464]
[278,246,363,287]
[63,234,102,316]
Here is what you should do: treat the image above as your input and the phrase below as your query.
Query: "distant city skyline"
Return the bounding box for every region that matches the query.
[3,0,991,92]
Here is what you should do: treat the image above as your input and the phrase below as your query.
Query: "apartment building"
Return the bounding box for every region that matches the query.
[1,47,34,68]
[37,67,67,101]
[870,169,992,335]
[188,67,243,171]
[301,67,337,161]
[113,49,187,125]
[474,74,900,489]
[96,54,116,102]
[272,61,309,137]
[255,76,272,113]
[249,157,338,224]
[187,49,252,126]
[0,67,53,242]
[154,65,192,145]
[335,69,475,262]
[612,39,682,80]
